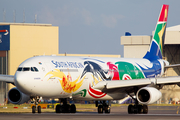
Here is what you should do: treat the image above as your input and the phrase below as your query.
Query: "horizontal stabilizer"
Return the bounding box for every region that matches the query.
[164,64,180,68]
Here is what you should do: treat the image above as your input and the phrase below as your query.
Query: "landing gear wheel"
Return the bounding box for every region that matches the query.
[38,106,41,113]
[98,105,103,113]
[128,104,133,114]
[142,105,148,114]
[56,105,60,113]
[56,103,77,113]
[128,104,148,114]
[105,106,110,113]
[128,105,138,114]
[96,101,111,114]
[70,104,76,113]
[62,104,71,113]
[133,105,138,114]
[104,105,110,113]
[56,105,62,113]
[138,105,143,114]
[31,96,41,113]
[32,106,36,113]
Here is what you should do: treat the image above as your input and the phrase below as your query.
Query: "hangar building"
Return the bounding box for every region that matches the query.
[121,25,180,103]
[0,23,59,104]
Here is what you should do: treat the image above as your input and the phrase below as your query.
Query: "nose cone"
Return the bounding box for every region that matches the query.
[14,72,31,95]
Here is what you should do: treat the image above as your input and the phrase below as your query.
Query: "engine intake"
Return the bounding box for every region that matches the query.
[8,87,30,104]
[136,87,162,104]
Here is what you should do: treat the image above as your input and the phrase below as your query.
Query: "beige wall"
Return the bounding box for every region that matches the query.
[123,45,149,58]
[8,24,59,89]
[165,31,180,44]
[121,36,151,45]
[58,53,121,58]
[9,25,59,75]
[121,36,151,58]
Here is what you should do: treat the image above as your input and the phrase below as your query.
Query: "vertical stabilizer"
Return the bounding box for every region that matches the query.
[143,4,169,60]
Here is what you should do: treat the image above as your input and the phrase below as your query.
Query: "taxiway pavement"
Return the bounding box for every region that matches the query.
[0,106,180,120]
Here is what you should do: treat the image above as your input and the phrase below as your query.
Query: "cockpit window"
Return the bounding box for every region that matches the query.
[23,67,30,71]
[31,67,39,72]
[31,67,35,71]
[17,67,23,71]
[17,67,39,72]
[33,67,39,72]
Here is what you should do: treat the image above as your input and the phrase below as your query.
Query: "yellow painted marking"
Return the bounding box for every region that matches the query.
[158,24,166,52]
[44,69,85,93]
[165,8,167,19]
[177,106,179,114]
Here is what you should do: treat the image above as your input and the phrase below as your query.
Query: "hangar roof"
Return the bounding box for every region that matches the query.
[0,22,52,26]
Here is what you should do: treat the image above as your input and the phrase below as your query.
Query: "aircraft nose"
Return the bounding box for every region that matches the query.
[14,72,30,94]
[15,72,24,87]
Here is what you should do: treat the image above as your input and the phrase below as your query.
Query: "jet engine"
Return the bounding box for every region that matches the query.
[8,87,30,104]
[136,87,162,104]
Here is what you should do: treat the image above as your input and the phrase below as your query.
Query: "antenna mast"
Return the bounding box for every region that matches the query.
[13,10,16,23]
[23,9,25,23]
[35,14,37,23]
[3,9,6,22]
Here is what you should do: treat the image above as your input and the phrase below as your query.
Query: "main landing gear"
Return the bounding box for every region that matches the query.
[31,96,41,113]
[128,104,148,114]
[96,100,111,113]
[126,88,148,114]
[56,98,76,113]
[127,95,148,114]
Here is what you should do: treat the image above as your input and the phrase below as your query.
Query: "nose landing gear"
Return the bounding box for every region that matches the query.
[31,96,41,113]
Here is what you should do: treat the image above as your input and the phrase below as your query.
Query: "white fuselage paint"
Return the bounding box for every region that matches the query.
[14,56,168,100]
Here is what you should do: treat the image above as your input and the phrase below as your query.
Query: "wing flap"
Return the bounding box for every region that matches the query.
[156,76,180,84]
[106,79,151,89]
[93,76,180,92]
[93,79,151,90]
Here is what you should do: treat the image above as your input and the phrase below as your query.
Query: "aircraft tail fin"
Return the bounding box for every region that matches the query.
[143,4,169,60]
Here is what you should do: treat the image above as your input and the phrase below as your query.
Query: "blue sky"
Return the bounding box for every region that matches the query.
[1,0,180,56]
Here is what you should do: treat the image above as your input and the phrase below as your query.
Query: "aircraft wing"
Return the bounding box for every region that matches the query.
[93,76,180,93]
[0,75,14,84]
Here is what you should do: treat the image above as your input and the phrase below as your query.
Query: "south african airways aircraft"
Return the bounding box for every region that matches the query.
[0,4,179,114]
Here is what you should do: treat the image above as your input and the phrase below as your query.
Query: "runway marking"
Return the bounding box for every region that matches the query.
[176,106,179,114]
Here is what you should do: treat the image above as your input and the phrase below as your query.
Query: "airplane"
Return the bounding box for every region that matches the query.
[1,4,179,114]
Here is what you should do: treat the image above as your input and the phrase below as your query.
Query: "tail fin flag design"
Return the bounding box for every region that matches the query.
[144,4,169,60]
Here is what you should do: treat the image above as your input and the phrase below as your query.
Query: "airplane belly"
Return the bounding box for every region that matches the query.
[73,92,126,101]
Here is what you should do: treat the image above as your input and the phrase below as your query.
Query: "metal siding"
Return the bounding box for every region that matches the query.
[0,56,7,104]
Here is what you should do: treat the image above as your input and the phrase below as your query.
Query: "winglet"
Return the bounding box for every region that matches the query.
[143,4,169,60]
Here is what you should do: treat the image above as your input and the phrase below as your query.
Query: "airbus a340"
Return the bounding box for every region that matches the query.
[1,4,179,114]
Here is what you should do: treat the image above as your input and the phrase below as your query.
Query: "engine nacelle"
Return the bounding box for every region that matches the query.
[136,87,162,104]
[8,87,30,104]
